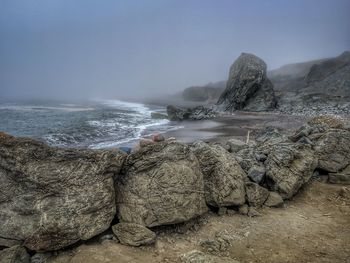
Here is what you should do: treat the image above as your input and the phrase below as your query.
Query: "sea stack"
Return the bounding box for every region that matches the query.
[217,53,277,112]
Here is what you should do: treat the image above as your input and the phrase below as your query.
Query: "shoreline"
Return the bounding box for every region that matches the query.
[161,111,309,145]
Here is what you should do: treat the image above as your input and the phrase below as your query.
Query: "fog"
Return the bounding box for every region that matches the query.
[1,0,349,102]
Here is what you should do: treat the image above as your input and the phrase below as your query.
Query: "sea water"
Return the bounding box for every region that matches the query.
[0,99,180,148]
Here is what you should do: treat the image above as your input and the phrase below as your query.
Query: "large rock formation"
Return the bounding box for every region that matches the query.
[191,141,246,207]
[0,133,126,251]
[217,53,277,112]
[116,140,207,227]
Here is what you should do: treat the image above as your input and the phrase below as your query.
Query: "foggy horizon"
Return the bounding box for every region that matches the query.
[1,0,350,102]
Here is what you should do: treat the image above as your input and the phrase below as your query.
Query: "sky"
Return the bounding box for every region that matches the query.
[0,0,349,101]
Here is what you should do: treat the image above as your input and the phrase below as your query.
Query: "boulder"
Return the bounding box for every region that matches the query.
[0,134,126,251]
[0,246,30,263]
[167,105,216,121]
[290,119,350,173]
[245,182,269,207]
[217,53,276,112]
[311,128,350,173]
[112,223,156,247]
[264,143,317,199]
[191,141,246,207]
[116,140,207,227]
[264,192,284,207]
[247,165,266,184]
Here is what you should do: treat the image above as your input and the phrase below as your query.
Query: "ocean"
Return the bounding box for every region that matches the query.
[0,99,181,149]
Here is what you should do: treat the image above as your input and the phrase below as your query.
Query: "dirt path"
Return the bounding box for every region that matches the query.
[50,181,350,263]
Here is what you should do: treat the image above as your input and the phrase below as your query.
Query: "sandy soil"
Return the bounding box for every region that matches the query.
[49,180,350,263]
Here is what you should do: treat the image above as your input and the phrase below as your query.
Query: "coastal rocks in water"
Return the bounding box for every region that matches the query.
[112,223,156,246]
[166,105,216,121]
[264,143,317,199]
[245,182,269,207]
[0,246,30,263]
[0,134,126,251]
[264,192,284,207]
[191,141,246,207]
[116,140,207,227]
[217,53,276,112]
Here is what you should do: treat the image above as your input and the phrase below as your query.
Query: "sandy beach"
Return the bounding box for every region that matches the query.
[163,111,309,145]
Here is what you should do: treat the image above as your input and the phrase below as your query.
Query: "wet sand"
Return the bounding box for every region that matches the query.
[164,111,309,144]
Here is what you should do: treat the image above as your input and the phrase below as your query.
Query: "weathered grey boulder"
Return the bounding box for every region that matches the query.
[0,133,126,251]
[311,129,350,173]
[264,192,284,207]
[112,223,156,246]
[217,53,276,112]
[116,140,207,227]
[191,141,246,207]
[167,105,217,121]
[247,165,266,184]
[263,143,317,199]
[290,118,350,173]
[245,182,269,207]
[0,246,30,263]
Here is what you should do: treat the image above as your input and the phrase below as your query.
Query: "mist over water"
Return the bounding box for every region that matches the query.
[1,0,349,102]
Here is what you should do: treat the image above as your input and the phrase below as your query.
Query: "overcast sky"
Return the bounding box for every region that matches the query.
[1,0,349,101]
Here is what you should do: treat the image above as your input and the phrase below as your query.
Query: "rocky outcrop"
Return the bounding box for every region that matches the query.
[191,141,246,207]
[167,105,217,121]
[272,51,350,116]
[263,142,318,199]
[245,182,269,207]
[217,53,276,112]
[305,51,350,97]
[112,223,156,246]
[290,117,350,173]
[116,140,207,227]
[0,134,126,251]
[311,128,350,173]
[0,246,30,263]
